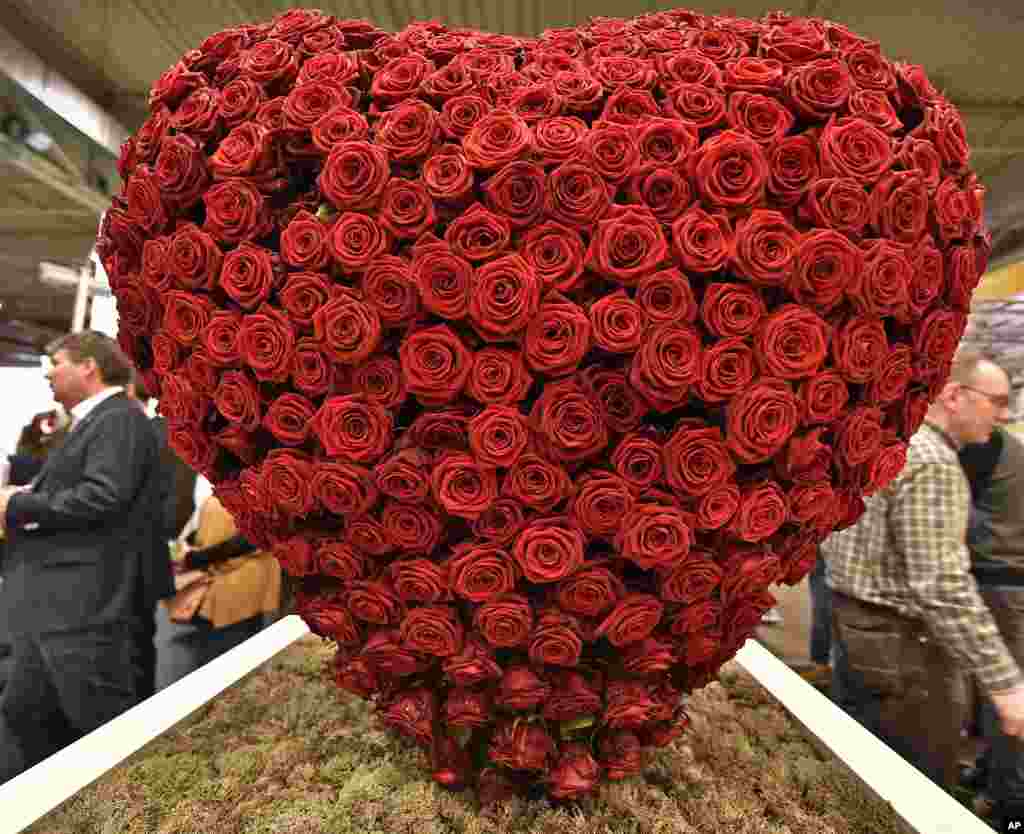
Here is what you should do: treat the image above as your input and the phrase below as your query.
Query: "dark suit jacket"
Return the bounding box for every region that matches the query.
[3,392,168,634]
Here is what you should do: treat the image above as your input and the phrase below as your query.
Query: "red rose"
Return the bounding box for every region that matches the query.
[474,593,533,650]
[296,593,360,643]
[483,161,546,229]
[523,293,591,377]
[400,605,464,657]
[530,609,584,667]
[586,207,668,285]
[544,161,612,230]
[379,687,436,747]
[311,461,378,517]
[933,175,984,244]
[319,141,390,210]
[375,100,438,162]
[820,116,894,185]
[463,109,532,170]
[580,368,647,434]
[895,137,942,190]
[689,129,768,209]
[513,517,585,584]
[273,536,316,578]
[238,304,295,383]
[291,339,332,398]
[361,256,420,328]
[663,83,725,131]
[388,559,445,606]
[494,664,551,710]
[163,291,215,346]
[802,177,871,239]
[548,744,600,800]
[848,90,903,134]
[798,371,850,425]
[439,95,489,138]
[430,452,498,519]
[626,164,693,223]
[442,635,501,688]
[696,485,741,531]
[489,720,555,771]
[532,116,589,165]
[408,241,471,320]
[663,425,736,498]
[203,311,242,366]
[531,379,609,463]
[788,229,863,312]
[629,324,702,413]
[155,134,209,211]
[570,473,635,539]
[588,291,645,354]
[543,671,602,722]
[399,324,472,406]
[501,453,570,513]
[421,145,474,203]
[262,450,315,517]
[726,377,800,464]
[275,273,329,331]
[599,730,643,780]
[312,395,392,462]
[312,106,370,151]
[329,212,391,273]
[727,92,794,145]
[849,239,912,321]
[729,481,788,543]
[696,338,756,404]
[671,207,732,275]
[611,433,664,491]
[362,628,430,677]
[467,406,529,469]
[381,501,443,555]
[701,283,766,339]
[219,78,265,125]
[280,210,330,271]
[722,56,784,92]
[864,442,909,495]
[867,345,914,405]
[312,291,382,365]
[615,503,692,571]
[596,594,664,648]
[469,254,541,341]
[444,688,491,730]
[732,209,800,286]
[202,178,272,244]
[831,316,889,383]
[349,580,405,626]
[767,134,820,205]
[317,541,366,582]
[519,221,586,293]
[754,305,830,380]
[837,406,884,467]
[556,562,625,618]
[635,268,698,325]
[263,393,316,446]
[350,356,405,409]
[785,58,852,120]
[660,554,723,604]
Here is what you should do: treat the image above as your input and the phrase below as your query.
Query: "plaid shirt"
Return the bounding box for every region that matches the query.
[823,422,1022,694]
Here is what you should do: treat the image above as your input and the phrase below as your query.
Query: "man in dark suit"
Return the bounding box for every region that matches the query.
[0,331,164,781]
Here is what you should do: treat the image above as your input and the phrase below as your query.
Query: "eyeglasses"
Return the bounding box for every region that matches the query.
[961,385,1011,410]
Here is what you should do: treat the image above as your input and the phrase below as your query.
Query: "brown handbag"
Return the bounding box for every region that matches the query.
[163,570,213,624]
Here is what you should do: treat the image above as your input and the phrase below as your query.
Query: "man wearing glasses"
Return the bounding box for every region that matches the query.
[822,350,1024,811]
[959,406,1024,827]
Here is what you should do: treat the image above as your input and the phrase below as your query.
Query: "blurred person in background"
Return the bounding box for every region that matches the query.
[0,331,163,782]
[154,474,281,691]
[822,350,1024,794]
[959,422,1024,826]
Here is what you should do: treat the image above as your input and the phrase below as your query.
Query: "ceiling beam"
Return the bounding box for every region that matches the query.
[0,22,129,157]
[0,134,108,215]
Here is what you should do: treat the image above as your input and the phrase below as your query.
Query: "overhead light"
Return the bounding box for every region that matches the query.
[24,130,53,153]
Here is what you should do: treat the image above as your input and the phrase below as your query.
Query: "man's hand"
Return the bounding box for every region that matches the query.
[990,684,1024,738]
[0,486,26,529]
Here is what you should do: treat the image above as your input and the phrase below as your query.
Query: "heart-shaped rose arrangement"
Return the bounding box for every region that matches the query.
[99,6,987,801]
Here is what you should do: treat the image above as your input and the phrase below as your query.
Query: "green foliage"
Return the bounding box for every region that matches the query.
[28,642,912,834]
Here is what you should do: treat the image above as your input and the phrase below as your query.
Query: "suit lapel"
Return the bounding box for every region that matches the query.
[32,394,127,488]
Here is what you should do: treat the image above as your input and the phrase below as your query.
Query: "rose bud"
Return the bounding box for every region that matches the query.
[361,628,432,678]
[431,733,473,790]
[548,743,601,800]
[378,687,437,748]
[620,635,680,676]
[603,679,660,729]
[529,608,584,668]
[489,719,555,771]
[598,729,644,780]
[443,635,502,687]
[494,664,551,711]
[444,688,491,729]
[478,767,519,805]
[542,670,602,722]
[334,654,380,699]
